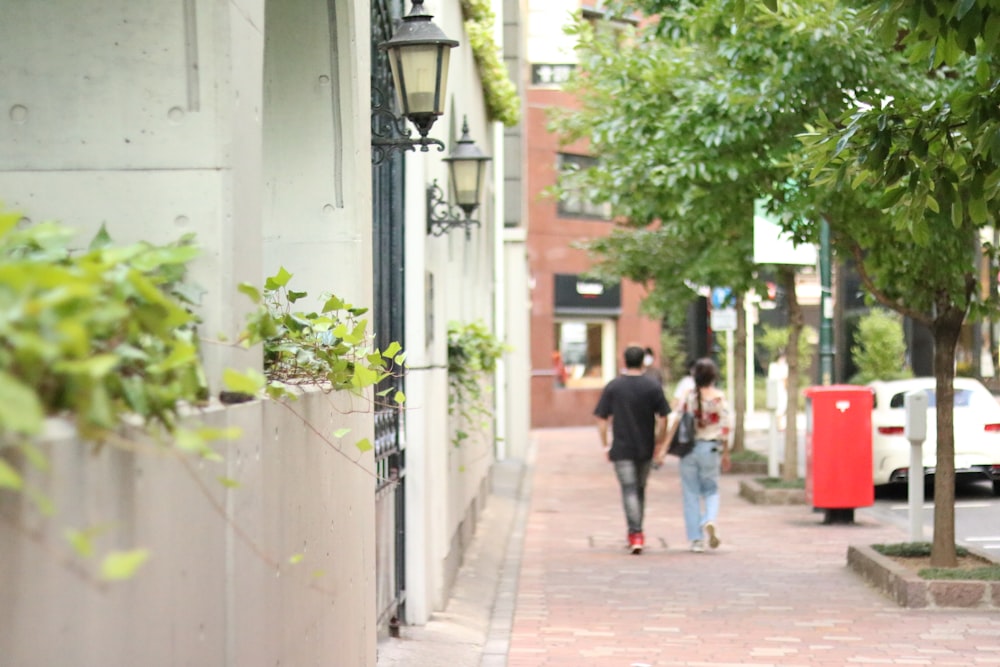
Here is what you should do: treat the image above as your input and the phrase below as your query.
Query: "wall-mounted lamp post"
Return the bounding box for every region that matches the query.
[372,0,458,163]
[427,118,492,238]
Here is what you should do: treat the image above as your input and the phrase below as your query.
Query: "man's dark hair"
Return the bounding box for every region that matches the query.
[623,346,645,369]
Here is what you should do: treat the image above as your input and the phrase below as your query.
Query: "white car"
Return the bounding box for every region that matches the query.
[869,377,1000,495]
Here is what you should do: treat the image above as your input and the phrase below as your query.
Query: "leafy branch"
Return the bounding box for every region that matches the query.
[0,209,219,580]
[447,320,507,448]
[460,0,521,126]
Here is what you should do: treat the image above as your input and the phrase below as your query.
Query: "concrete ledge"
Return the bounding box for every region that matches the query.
[847,544,1000,609]
[738,477,806,505]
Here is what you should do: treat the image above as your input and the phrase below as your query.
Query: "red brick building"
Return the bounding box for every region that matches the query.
[524,11,662,427]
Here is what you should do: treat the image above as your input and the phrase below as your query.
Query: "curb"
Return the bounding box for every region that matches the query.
[738,477,807,505]
[847,544,1000,609]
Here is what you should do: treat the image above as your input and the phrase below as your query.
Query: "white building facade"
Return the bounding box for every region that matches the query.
[0,0,529,664]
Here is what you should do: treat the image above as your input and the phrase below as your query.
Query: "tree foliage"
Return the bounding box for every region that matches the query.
[557,0,1000,565]
[849,309,912,384]
[796,0,1000,566]
[550,0,907,472]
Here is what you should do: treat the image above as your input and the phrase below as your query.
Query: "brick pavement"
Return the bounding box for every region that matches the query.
[378,426,1000,667]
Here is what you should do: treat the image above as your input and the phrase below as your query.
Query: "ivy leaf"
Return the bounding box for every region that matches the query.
[100,548,151,581]
[238,282,262,304]
[332,428,351,439]
[321,295,345,312]
[217,476,241,489]
[265,267,293,290]
[351,365,380,389]
[147,343,197,374]
[288,553,304,564]
[64,525,108,558]
[394,390,406,405]
[88,223,115,250]
[0,459,24,490]
[0,209,21,237]
[0,371,44,435]
[354,438,373,454]
[223,368,266,395]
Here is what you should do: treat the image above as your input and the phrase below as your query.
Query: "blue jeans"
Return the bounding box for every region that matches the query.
[613,459,652,534]
[679,440,721,541]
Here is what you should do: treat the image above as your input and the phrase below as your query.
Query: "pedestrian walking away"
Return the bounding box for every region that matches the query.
[641,345,665,390]
[594,345,670,555]
[656,357,731,552]
[671,358,695,412]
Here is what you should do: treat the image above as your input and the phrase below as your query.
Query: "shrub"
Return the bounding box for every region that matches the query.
[849,309,911,384]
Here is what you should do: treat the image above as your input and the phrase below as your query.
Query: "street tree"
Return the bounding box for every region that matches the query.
[551,0,908,474]
[625,0,1000,565]
[796,0,1000,566]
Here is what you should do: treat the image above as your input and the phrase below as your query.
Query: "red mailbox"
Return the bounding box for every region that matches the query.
[804,385,874,523]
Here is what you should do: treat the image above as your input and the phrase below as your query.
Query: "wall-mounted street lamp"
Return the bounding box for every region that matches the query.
[372,0,458,163]
[427,118,492,238]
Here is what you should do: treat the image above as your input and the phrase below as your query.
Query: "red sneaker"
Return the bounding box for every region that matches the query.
[628,531,644,554]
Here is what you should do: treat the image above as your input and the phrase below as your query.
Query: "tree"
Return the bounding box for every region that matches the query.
[551,0,908,474]
[572,0,999,567]
[797,0,1000,566]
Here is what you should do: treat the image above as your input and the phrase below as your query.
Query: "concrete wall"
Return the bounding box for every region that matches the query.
[0,0,266,390]
[0,395,375,667]
[0,0,505,652]
[398,0,501,624]
[0,1,378,664]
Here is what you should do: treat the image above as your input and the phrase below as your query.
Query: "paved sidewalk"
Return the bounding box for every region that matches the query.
[378,426,1000,666]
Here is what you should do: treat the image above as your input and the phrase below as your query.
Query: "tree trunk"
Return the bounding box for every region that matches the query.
[733,292,747,453]
[931,308,963,567]
[782,266,803,482]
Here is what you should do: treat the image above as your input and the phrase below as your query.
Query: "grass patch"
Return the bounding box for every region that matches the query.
[919,567,1000,581]
[731,449,766,464]
[754,477,804,489]
[872,542,965,558]
[873,542,1000,581]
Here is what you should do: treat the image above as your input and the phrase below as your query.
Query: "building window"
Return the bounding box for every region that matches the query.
[557,154,612,220]
[554,319,616,389]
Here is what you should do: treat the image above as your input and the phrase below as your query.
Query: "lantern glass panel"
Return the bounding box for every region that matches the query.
[451,160,485,209]
[389,45,449,116]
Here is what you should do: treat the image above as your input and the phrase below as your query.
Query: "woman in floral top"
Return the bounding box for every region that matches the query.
[663,357,731,552]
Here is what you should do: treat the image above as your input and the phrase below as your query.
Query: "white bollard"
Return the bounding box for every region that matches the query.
[904,390,929,542]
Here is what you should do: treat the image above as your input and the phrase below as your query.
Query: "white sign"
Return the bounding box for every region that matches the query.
[710,308,737,332]
[752,199,817,266]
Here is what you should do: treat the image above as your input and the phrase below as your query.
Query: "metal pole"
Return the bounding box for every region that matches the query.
[819,218,834,385]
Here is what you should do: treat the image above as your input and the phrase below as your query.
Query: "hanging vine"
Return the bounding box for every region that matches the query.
[447,320,507,447]
[460,0,521,127]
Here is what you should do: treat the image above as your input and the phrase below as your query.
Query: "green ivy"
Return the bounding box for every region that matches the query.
[447,320,506,447]
[0,211,405,580]
[0,212,208,444]
[460,0,521,127]
[235,268,406,424]
[0,208,218,580]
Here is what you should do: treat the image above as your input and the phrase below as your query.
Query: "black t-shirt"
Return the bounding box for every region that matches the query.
[593,374,671,462]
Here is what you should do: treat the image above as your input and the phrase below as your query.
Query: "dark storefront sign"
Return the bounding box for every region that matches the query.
[554,273,621,315]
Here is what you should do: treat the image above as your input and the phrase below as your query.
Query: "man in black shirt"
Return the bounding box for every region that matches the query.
[594,345,671,554]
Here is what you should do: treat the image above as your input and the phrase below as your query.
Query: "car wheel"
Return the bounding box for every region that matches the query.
[994,479,1000,497]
